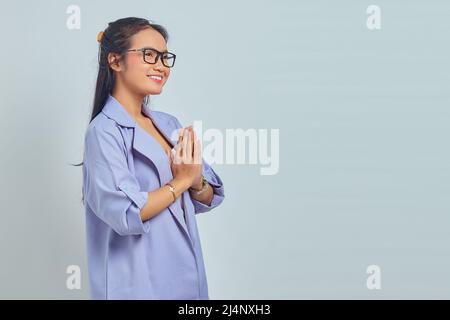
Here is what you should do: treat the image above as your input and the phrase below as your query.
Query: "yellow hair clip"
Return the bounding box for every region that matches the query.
[97,31,104,43]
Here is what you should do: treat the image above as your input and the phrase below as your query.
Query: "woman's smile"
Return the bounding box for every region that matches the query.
[148,74,163,83]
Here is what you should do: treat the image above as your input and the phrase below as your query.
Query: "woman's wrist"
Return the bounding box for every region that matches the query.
[190,177,203,191]
[169,178,191,197]
[189,176,209,195]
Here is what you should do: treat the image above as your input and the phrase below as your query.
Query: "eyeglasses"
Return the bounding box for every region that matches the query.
[126,47,176,68]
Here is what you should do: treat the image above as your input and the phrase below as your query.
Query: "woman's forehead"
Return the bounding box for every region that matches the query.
[130,28,167,51]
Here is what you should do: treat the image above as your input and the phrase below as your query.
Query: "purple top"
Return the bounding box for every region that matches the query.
[82,95,225,299]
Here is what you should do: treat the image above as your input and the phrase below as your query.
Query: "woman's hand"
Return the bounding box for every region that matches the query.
[166,126,203,189]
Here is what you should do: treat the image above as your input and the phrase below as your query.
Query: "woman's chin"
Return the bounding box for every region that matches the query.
[145,87,163,95]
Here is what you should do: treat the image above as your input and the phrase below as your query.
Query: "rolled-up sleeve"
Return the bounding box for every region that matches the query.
[170,115,225,214]
[83,125,150,236]
[191,159,225,214]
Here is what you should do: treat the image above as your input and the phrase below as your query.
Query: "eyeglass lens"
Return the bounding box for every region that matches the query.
[144,49,175,67]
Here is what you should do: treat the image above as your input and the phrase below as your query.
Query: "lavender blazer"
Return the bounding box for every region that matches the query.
[82,95,225,299]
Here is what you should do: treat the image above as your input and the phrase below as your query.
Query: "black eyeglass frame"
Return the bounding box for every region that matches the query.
[126,47,176,68]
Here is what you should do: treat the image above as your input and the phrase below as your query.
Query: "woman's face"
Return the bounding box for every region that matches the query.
[114,28,171,96]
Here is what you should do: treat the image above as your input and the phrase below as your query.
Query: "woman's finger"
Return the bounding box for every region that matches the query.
[174,141,182,164]
[181,127,189,163]
[193,137,202,165]
[192,128,202,164]
[186,127,193,162]
[175,138,182,155]
[178,127,184,144]
[168,149,175,165]
[173,128,183,163]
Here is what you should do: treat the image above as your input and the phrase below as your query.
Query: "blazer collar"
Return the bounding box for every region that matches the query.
[100,95,177,177]
[102,94,154,128]
[101,95,175,147]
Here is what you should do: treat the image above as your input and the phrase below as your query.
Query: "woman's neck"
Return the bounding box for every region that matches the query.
[111,87,146,121]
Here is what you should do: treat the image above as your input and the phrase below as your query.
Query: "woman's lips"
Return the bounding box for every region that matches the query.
[148,75,163,83]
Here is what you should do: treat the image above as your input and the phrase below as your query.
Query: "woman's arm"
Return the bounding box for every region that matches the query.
[139,177,191,221]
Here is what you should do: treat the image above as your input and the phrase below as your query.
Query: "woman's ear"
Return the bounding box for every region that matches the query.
[107,52,122,72]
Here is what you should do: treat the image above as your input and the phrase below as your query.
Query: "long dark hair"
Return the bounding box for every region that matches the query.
[71,17,169,167]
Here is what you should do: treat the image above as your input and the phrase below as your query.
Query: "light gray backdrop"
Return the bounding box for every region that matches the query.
[0,0,449,299]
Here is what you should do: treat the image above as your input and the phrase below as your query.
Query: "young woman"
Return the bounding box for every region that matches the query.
[81,17,225,299]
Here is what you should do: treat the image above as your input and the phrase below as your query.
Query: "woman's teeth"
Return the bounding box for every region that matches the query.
[149,75,162,81]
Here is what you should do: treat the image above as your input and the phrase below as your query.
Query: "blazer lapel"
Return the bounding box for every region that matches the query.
[136,108,193,241]
[101,95,192,243]
[132,121,173,186]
